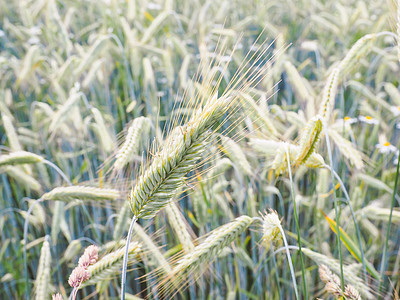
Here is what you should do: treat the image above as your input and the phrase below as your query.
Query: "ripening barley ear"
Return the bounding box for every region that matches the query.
[302,248,373,299]
[294,115,323,166]
[155,216,254,299]
[239,92,278,136]
[129,93,229,220]
[40,186,121,202]
[258,210,299,300]
[220,135,253,176]
[327,128,364,169]
[2,112,23,152]
[34,236,51,300]
[164,202,195,253]
[90,107,115,154]
[3,166,42,192]
[111,116,151,175]
[318,68,340,123]
[270,142,325,175]
[319,264,362,300]
[0,151,43,167]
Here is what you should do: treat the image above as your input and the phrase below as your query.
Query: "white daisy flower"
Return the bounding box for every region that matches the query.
[376,142,397,154]
[359,115,379,125]
[390,106,400,117]
[344,116,358,124]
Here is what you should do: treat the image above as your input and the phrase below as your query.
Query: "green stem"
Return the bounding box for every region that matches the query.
[324,129,345,291]
[120,215,138,300]
[286,149,308,299]
[379,145,400,294]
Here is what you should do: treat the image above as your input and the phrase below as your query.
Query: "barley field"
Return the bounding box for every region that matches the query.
[1,0,400,299]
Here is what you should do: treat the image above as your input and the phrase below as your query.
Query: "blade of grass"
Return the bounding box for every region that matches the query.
[379,144,400,295]
[321,210,380,279]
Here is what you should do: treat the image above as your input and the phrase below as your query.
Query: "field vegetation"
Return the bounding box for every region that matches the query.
[1,0,400,299]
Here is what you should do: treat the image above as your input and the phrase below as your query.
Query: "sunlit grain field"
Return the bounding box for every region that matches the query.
[1,0,400,299]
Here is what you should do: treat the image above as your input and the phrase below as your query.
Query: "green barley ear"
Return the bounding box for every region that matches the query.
[90,107,114,154]
[338,33,376,76]
[34,236,51,300]
[327,128,364,169]
[3,166,42,192]
[0,151,43,167]
[112,116,151,173]
[165,202,195,253]
[319,68,340,122]
[40,186,120,202]
[220,135,253,176]
[295,115,323,166]
[2,112,22,151]
[302,248,373,299]
[156,216,253,298]
[129,93,230,219]
[283,61,314,103]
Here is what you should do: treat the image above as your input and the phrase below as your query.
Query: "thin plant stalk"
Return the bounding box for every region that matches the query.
[323,163,368,282]
[285,149,307,299]
[120,215,137,300]
[379,144,400,295]
[278,223,299,300]
[324,127,345,290]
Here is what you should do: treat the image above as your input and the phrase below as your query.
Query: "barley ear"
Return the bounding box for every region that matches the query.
[113,116,151,173]
[129,93,229,219]
[319,68,340,122]
[295,115,323,166]
[34,236,51,300]
[0,151,43,167]
[157,216,253,298]
[165,202,194,253]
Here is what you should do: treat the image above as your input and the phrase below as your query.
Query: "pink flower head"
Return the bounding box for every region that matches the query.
[83,245,99,265]
[78,253,91,268]
[68,266,90,287]
[52,293,63,300]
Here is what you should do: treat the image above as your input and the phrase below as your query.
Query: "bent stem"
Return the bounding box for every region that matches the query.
[43,159,71,185]
[285,149,307,299]
[120,215,138,300]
